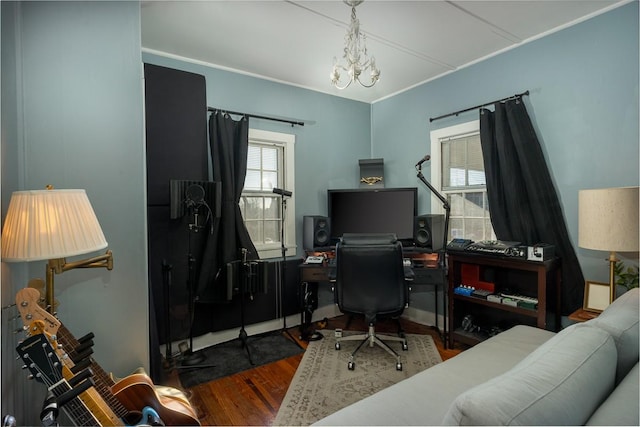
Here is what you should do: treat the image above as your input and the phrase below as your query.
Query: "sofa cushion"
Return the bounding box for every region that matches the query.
[587,362,639,426]
[314,325,554,426]
[442,323,617,426]
[588,287,639,384]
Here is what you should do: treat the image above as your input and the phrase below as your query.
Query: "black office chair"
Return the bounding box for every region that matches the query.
[331,233,412,371]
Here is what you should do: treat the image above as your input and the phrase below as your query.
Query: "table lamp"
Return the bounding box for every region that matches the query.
[1,187,113,313]
[578,186,639,303]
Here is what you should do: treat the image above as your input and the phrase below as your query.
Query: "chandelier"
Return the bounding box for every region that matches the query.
[330,0,380,90]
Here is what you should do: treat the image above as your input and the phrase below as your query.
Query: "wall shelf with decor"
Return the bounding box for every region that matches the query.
[447,252,562,348]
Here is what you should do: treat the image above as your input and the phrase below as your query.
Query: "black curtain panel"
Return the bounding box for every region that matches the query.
[479,99,584,315]
[197,111,259,302]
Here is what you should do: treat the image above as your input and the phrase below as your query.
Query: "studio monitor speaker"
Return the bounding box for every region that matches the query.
[303,215,331,250]
[414,214,445,251]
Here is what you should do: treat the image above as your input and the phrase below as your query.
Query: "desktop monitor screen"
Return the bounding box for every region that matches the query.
[328,187,418,244]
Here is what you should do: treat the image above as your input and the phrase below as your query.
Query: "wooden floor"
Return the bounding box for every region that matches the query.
[166,315,462,426]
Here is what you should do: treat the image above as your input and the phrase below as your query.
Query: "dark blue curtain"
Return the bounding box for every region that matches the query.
[479,98,584,315]
[197,111,259,303]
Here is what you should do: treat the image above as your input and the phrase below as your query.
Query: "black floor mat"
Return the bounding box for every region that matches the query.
[177,331,304,388]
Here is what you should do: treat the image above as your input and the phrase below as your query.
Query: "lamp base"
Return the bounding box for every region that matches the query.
[608,251,618,304]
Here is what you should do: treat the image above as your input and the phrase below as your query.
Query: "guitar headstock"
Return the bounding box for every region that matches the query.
[16,288,61,337]
[16,325,63,387]
[27,278,59,311]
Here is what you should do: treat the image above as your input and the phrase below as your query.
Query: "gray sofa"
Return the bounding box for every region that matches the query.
[315,287,639,426]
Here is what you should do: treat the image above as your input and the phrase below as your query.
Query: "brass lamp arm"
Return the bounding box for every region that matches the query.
[48,250,114,274]
[45,250,114,313]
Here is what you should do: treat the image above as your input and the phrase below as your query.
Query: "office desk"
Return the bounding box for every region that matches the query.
[299,258,448,345]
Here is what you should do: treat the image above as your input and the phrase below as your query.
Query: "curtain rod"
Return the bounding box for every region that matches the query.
[208,107,305,127]
[429,90,530,123]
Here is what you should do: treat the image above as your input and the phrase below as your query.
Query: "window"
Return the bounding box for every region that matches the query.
[430,121,496,242]
[240,129,296,259]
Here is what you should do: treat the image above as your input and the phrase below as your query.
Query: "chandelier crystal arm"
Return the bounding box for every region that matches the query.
[330,0,380,90]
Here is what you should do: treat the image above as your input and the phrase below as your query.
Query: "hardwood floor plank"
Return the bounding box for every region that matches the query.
[166,315,462,426]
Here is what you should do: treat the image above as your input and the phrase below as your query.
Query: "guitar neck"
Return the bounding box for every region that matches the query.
[49,379,102,427]
[56,324,131,420]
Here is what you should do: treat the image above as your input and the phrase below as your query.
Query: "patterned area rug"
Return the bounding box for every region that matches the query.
[274,330,442,426]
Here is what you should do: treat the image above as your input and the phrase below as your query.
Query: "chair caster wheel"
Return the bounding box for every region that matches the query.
[335,342,341,350]
[396,362,403,371]
[402,342,408,351]
[348,361,355,370]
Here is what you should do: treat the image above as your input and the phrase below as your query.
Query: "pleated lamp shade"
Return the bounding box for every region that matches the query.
[1,189,108,262]
[578,186,639,252]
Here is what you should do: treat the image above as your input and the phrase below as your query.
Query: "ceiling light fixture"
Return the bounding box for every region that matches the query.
[330,0,380,90]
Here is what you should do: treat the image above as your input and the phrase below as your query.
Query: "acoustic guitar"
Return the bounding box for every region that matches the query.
[15,288,201,426]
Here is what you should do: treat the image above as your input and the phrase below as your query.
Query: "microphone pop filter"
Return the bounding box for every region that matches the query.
[186,184,205,205]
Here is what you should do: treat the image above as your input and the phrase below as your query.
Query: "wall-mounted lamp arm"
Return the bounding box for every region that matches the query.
[45,250,114,313]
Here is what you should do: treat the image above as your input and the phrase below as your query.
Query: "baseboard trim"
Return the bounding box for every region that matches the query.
[162,305,444,355]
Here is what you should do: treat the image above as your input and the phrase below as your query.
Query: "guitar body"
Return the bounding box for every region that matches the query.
[112,374,200,426]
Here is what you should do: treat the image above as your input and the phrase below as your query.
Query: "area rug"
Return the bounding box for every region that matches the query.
[273,330,442,426]
[178,332,304,388]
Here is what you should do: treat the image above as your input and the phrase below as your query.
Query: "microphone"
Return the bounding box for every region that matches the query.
[415,154,431,168]
[185,184,205,208]
[272,188,292,197]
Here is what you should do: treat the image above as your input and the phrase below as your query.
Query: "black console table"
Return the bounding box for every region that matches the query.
[447,252,561,348]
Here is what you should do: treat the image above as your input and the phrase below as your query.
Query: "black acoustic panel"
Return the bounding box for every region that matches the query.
[144,63,208,206]
[148,205,209,344]
[272,258,305,317]
[191,257,303,335]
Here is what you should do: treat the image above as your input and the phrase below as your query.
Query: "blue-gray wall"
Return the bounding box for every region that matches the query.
[1,0,638,423]
[2,2,145,424]
[142,53,372,249]
[372,1,639,284]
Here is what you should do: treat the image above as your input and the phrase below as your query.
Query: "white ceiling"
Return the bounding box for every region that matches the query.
[141,0,627,104]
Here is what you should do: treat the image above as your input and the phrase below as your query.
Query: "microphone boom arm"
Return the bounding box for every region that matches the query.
[416,169,450,268]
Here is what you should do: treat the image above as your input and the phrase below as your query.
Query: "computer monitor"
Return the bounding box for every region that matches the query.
[327,187,418,244]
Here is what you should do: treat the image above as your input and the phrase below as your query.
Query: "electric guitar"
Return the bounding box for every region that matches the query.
[17,323,163,427]
[15,288,201,426]
[17,330,103,426]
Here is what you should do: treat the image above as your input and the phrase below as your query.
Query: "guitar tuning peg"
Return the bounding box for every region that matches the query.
[13,326,26,334]
[20,364,27,370]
